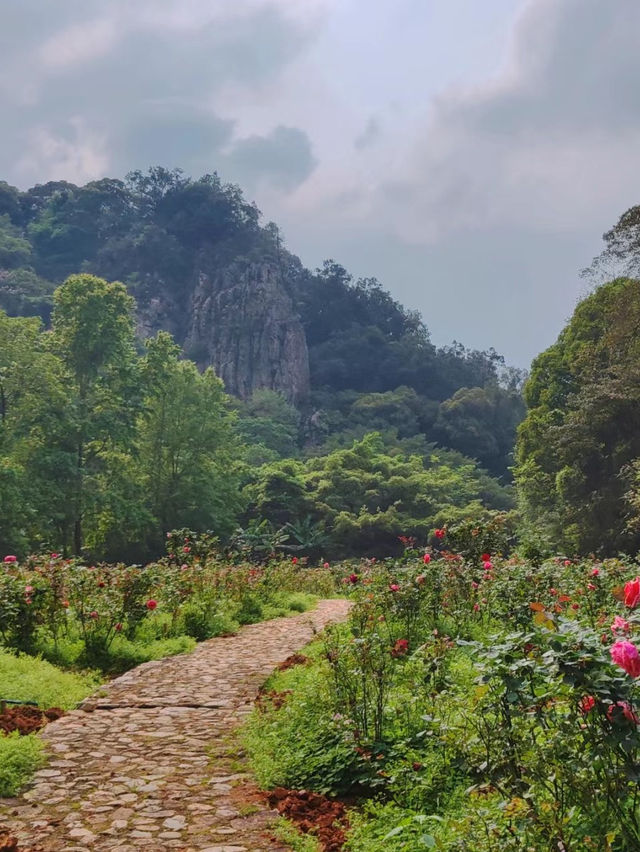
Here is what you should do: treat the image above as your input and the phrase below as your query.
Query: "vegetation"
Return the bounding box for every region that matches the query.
[0,268,515,561]
[245,533,640,850]
[0,167,523,560]
[515,277,640,557]
[0,542,331,798]
[0,733,44,797]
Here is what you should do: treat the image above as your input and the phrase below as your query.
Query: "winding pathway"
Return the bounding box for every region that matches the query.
[0,599,351,852]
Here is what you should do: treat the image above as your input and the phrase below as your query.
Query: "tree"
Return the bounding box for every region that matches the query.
[136,331,244,551]
[0,311,67,554]
[515,277,640,555]
[49,274,140,555]
[434,385,525,478]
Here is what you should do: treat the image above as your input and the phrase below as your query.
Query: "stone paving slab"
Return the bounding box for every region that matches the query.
[0,599,351,851]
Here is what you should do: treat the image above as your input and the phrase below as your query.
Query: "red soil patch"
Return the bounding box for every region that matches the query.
[255,689,292,712]
[266,787,349,852]
[0,705,64,736]
[275,653,309,671]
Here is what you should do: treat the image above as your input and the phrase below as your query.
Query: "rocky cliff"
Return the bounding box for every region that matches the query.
[180,259,310,405]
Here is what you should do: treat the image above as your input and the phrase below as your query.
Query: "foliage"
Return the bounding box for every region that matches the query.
[0,169,524,499]
[0,545,331,673]
[245,544,640,850]
[0,733,44,797]
[515,277,640,556]
[244,434,514,557]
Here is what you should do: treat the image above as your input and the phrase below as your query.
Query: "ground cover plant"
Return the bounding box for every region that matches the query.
[244,524,640,851]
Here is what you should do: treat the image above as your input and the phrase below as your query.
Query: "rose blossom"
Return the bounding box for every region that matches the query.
[610,641,640,677]
[611,616,631,634]
[624,578,640,608]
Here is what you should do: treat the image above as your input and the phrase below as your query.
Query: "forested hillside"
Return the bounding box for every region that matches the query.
[0,168,524,560]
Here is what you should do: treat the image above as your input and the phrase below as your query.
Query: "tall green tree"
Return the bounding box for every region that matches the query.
[515,277,640,555]
[137,332,244,551]
[0,312,67,554]
[49,274,140,555]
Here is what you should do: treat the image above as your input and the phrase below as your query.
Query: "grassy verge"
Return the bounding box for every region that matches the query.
[0,650,101,709]
[0,733,45,797]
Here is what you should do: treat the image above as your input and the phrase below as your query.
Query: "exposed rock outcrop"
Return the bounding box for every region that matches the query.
[183,259,309,404]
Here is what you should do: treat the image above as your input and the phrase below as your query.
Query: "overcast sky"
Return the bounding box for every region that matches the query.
[2,0,640,367]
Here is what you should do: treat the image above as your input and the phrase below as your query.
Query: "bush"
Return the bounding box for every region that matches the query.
[0,733,44,796]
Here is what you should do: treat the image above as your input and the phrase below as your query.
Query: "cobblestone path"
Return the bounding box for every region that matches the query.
[0,600,351,852]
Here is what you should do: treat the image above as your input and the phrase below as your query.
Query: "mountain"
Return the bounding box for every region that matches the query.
[0,167,525,478]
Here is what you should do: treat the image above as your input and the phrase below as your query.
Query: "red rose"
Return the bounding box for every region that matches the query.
[114,623,122,632]
[146,599,158,610]
[423,553,431,564]
[90,611,99,619]
[391,639,409,657]
[348,573,359,584]
[579,695,595,714]
[481,553,491,562]
[3,555,17,563]
[434,529,445,540]
[624,578,640,608]
[292,557,298,565]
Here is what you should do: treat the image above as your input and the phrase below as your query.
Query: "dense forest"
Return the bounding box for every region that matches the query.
[0,169,525,560]
[1,168,640,561]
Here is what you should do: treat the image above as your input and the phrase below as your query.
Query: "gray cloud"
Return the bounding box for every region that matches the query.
[222,126,316,193]
[354,117,381,151]
[0,1,320,187]
[378,0,640,242]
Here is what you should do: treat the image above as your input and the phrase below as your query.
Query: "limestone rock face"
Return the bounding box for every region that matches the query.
[183,259,309,404]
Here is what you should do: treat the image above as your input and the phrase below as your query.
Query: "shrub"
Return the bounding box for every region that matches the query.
[0,733,44,797]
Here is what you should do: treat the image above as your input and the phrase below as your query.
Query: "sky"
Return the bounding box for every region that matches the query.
[2,0,640,368]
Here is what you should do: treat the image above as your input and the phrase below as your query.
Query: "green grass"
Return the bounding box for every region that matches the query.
[0,732,45,797]
[271,816,322,852]
[0,649,101,709]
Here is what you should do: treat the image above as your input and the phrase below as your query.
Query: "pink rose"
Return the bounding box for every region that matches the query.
[389,583,400,592]
[611,616,631,635]
[610,641,640,677]
[3,555,17,563]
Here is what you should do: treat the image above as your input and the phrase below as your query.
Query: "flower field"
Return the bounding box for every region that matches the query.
[244,529,640,851]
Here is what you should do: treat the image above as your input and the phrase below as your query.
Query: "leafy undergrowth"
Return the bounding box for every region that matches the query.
[271,816,323,852]
[0,732,44,797]
[244,533,640,851]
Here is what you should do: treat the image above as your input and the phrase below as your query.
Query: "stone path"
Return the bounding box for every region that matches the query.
[0,600,351,852]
